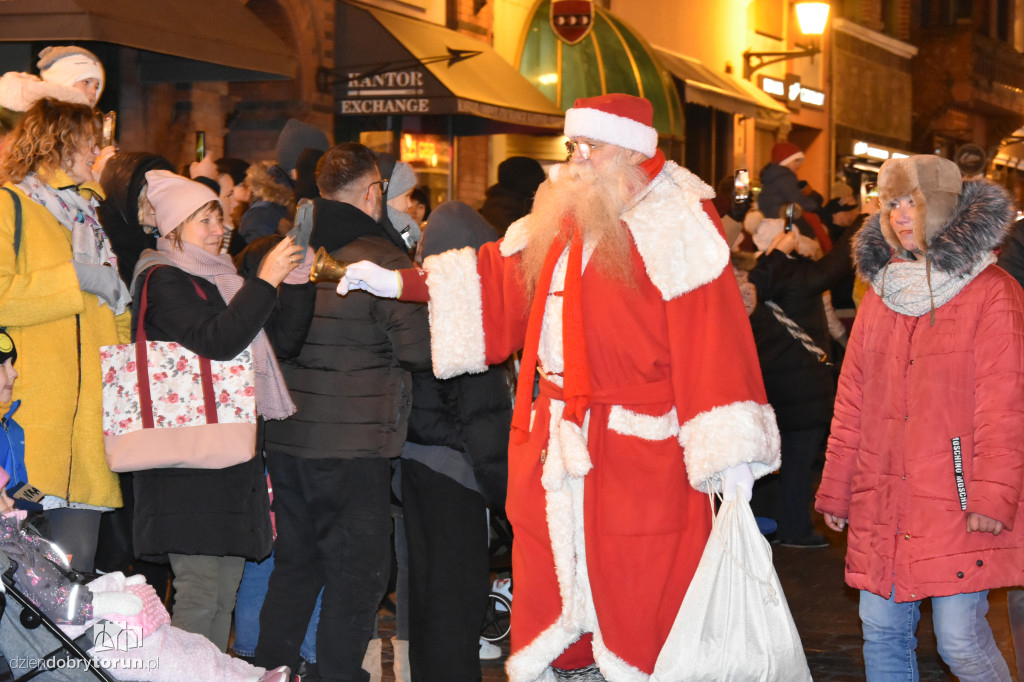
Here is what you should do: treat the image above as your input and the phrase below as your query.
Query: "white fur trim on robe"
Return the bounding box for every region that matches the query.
[507,400,597,681]
[679,400,781,492]
[608,406,679,441]
[422,246,486,379]
[500,162,728,302]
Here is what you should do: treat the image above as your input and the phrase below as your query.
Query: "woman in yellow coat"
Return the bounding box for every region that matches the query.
[0,98,128,571]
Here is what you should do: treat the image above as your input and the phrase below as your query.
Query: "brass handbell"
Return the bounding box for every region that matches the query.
[309,247,348,283]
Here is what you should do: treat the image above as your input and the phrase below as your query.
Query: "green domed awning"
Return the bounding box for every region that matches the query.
[518,0,683,139]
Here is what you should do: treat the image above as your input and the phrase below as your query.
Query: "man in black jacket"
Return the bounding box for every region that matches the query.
[255,143,431,682]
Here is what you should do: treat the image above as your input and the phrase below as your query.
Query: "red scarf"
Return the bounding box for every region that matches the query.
[510,151,665,444]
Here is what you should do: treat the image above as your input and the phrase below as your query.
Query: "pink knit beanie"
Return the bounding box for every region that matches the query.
[144,170,220,237]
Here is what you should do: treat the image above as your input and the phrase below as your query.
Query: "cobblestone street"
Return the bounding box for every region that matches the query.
[378,511,1021,681]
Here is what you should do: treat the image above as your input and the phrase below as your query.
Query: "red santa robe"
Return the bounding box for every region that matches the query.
[406,157,780,681]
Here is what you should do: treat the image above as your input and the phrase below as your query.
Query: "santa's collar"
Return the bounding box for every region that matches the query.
[639,149,665,182]
[500,159,728,301]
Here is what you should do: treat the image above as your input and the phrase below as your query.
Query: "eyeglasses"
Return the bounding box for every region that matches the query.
[565,139,602,160]
[366,178,389,198]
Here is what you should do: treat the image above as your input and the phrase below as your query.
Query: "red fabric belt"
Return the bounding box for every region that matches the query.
[537,376,674,407]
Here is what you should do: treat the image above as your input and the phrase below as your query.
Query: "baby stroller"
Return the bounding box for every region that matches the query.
[481,512,513,644]
[480,577,511,644]
[0,547,115,681]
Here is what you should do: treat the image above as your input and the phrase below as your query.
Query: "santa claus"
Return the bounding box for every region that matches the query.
[339,93,781,682]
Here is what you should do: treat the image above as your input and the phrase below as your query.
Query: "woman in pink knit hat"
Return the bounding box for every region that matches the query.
[126,170,315,653]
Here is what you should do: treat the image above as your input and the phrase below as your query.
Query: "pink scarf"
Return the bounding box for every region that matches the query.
[155,238,296,420]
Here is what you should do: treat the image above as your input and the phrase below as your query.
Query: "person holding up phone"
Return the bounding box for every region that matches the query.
[713,170,753,251]
[758,142,822,223]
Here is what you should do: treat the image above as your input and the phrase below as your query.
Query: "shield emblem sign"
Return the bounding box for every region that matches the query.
[550,0,595,45]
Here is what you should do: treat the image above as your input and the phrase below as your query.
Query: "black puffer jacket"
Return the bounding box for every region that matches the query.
[758,162,822,222]
[98,152,174,284]
[404,201,511,509]
[128,263,313,560]
[264,198,431,459]
[747,228,853,431]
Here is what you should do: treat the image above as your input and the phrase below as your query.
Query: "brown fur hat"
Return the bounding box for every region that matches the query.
[877,155,962,253]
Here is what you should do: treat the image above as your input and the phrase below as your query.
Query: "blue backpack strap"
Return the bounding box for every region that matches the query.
[0,186,21,258]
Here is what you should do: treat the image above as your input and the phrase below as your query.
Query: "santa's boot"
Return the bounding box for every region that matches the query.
[391,637,411,682]
[361,638,382,682]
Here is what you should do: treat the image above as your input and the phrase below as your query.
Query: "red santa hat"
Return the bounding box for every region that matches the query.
[771,141,804,167]
[563,93,658,158]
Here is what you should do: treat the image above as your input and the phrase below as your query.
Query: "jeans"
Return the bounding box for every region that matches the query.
[232,551,321,662]
[860,588,1011,682]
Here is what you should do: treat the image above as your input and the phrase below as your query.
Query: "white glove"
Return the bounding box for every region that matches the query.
[337,260,400,298]
[720,463,754,502]
[92,591,142,619]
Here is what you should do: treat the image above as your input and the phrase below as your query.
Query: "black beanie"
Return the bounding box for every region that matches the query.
[0,331,17,365]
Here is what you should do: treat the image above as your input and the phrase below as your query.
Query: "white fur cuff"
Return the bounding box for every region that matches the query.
[679,401,781,492]
[423,247,487,379]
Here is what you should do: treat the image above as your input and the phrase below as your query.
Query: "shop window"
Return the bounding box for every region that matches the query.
[359,131,453,209]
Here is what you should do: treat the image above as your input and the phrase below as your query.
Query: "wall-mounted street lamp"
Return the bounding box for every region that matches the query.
[743,2,830,80]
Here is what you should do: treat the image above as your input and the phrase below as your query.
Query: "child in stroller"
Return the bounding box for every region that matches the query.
[0,466,290,682]
[0,334,288,681]
[0,464,290,682]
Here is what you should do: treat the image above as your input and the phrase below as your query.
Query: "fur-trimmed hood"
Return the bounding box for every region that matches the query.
[855,179,1013,281]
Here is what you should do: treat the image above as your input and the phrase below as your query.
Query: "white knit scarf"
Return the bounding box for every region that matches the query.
[155,238,297,420]
[871,252,996,318]
[18,172,132,314]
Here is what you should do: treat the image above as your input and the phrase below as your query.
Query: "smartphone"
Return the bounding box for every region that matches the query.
[733,169,750,203]
[101,111,117,148]
[288,198,315,252]
[195,131,206,163]
[784,203,795,233]
[864,182,879,202]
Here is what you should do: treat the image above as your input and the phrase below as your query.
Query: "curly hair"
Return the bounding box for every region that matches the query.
[245,161,295,211]
[1,98,100,183]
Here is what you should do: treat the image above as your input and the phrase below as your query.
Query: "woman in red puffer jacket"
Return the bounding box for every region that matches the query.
[815,154,1024,682]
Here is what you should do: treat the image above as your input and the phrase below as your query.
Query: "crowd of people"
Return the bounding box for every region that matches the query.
[1,42,1024,682]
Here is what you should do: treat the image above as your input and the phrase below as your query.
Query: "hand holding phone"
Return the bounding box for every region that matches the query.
[101,111,117,148]
[733,169,750,203]
[287,199,315,252]
[195,131,206,163]
[784,203,795,233]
